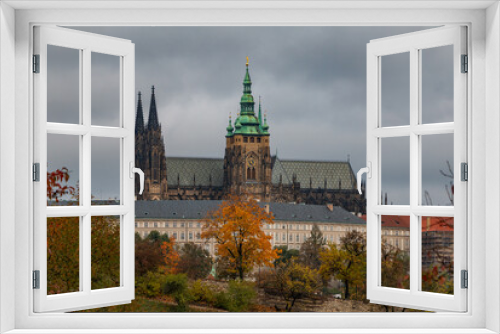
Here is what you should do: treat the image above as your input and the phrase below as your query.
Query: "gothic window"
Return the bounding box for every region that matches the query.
[243,137,248,143]
[247,167,256,180]
[250,137,254,143]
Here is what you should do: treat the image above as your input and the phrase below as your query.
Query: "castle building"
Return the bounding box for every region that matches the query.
[134,201,409,256]
[135,61,366,213]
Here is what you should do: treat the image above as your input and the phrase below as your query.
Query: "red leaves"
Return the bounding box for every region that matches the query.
[47,167,75,202]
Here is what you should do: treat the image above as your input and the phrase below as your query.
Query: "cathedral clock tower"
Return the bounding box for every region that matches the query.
[223,58,272,201]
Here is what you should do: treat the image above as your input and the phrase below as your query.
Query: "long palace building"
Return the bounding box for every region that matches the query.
[135,60,366,214]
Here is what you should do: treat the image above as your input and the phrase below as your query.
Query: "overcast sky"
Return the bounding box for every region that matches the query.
[48,26,454,206]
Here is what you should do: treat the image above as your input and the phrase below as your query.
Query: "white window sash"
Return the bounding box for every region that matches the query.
[33,26,135,313]
[366,26,467,312]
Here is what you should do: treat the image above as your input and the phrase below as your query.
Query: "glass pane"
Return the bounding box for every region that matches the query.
[421,216,454,294]
[47,134,80,206]
[91,137,120,205]
[47,217,80,295]
[91,52,120,127]
[91,216,121,290]
[381,52,410,127]
[47,45,80,124]
[381,137,410,205]
[421,134,454,206]
[421,45,454,124]
[380,215,410,290]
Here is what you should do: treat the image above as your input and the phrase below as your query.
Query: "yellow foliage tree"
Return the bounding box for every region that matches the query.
[202,196,280,279]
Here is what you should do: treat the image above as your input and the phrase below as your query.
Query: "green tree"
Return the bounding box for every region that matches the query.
[299,225,325,270]
[274,245,299,268]
[177,243,213,280]
[319,230,366,300]
[266,260,322,312]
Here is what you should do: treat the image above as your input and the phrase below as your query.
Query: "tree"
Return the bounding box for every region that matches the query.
[265,260,322,312]
[161,236,180,274]
[299,225,325,270]
[274,245,299,268]
[177,243,213,279]
[47,167,75,203]
[381,241,409,290]
[135,231,166,277]
[202,196,280,279]
[319,230,366,300]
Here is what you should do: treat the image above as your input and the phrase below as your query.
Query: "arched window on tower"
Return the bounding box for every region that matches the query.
[247,167,256,181]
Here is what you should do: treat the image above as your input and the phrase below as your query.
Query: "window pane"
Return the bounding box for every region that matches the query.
[47,45,80,124]
[380,215,410,290]
[91,52,120,127]
[47,217,80,295]
[421,216,454,294]
[47,134,80,206]
[421,134,454,206]
[91,137,121,205]
[421,45,454,124]
[381,137,410,205]
[91,216,121,290]
[381,52,410,127]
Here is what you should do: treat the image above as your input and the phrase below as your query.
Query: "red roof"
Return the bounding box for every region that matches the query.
[360,215,453,232]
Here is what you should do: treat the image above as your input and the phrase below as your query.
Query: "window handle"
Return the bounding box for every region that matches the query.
[357,162,371,195]
[130,162,144,195]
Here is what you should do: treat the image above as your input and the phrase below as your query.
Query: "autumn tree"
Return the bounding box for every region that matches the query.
[299,224,325,270]
[177,243,213,280]
[202,196,280,280]
[264,260,322,312]
[381,241,410,290]
[161,236,180,274]
[319,230,366,300]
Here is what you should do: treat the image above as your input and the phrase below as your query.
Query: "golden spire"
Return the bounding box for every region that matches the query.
[246,56,249,66]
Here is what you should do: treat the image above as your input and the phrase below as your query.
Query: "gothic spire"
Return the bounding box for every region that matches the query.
[135,91,144,134]
[148,85,159,129]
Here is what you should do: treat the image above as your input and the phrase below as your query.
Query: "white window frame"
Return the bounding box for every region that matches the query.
[33,25,136,313]
[365,26,467,312]
[0,2,499,334]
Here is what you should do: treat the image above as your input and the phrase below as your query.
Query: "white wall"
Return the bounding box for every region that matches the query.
[485,3,500,333]
[0,2,16,333]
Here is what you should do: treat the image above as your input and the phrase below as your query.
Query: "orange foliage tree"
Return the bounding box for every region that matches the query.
[202,196,280,279]
[161,237,180,274]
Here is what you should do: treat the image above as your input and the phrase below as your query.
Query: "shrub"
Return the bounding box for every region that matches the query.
[189,280,216,304]
[213,280,257,312]
[136,270,167,298]
[226,280,257,312]
[162,274,191,311]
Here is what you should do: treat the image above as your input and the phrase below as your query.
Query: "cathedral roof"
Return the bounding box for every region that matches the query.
[166,157,224,187]
[163,156,356,190]
[135,200,366,225]
[271,157,356,190]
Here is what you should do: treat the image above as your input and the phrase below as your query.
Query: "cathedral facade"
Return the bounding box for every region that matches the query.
[135,62,366,214]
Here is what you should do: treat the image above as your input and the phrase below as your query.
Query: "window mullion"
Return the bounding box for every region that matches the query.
[81,48,92,294]
[409,47,420,293]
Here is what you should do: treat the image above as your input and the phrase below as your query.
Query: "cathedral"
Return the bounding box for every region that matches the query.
[135,61,366,214]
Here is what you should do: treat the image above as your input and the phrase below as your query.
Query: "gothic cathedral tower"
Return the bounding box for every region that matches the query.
[135,86,168,200]
[223,59,272,201]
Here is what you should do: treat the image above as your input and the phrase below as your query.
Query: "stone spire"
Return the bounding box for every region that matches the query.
[135,91,144,134]
[148,85,159,129]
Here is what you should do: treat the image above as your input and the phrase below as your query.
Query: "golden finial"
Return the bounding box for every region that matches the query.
[246,56,249,66]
